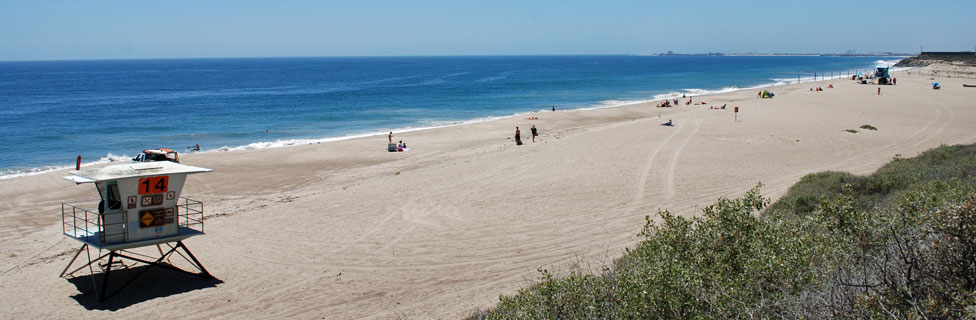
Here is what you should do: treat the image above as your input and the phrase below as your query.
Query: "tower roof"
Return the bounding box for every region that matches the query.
[63,161,212,184]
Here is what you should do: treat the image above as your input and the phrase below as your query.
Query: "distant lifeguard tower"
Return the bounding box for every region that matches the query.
[875,66,891,85]
[59,161,213,301]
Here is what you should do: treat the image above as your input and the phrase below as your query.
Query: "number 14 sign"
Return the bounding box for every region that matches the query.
[138,176,169,195]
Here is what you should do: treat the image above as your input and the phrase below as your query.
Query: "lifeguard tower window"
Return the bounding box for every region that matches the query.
[106,183,122,210]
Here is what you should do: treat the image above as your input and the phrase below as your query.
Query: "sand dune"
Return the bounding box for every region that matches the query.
[1,63,975,319]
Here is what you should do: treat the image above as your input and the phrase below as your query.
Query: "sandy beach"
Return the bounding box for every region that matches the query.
[1,63,974,319]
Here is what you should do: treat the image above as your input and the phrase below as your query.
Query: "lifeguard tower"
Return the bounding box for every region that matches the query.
[875,66,892,85]
[59,161,213,301]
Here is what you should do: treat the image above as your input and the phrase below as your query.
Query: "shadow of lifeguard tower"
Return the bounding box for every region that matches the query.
[59,161,215,302]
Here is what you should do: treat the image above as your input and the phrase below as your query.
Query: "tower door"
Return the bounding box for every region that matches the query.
[101,182,126,243]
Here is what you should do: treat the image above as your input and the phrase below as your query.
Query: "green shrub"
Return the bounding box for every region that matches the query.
[765,171,857,217]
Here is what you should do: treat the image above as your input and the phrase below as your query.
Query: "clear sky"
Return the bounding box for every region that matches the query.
[1,0,973,61]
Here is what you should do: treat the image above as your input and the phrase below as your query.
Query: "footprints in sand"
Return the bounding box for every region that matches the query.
[632,119,701,204]
[205,194,306,220]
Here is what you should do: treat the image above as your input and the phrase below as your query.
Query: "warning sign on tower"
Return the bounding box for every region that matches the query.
[139,208,167,228]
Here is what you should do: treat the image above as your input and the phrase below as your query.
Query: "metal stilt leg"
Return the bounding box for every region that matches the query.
[60,244,87,278]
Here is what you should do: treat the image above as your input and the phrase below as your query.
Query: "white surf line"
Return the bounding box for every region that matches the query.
[664,119,702,200]
[633,122,686,204]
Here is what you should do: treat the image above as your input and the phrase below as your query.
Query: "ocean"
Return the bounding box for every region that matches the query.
[0,55,900,179]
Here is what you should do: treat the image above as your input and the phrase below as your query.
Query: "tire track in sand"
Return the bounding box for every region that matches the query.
[632,122,685,204]
[632,119,701,204]
[664,119,701,200]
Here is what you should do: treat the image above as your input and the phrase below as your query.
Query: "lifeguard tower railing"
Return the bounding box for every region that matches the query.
[61,197,205,248]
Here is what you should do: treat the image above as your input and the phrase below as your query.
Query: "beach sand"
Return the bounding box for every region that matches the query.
[1,63,974,319]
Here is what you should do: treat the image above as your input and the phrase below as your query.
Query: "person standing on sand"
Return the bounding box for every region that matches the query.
[389,132,393,143]
[531,125,538,142]
[515,127,522,145]
[551,106,555,112]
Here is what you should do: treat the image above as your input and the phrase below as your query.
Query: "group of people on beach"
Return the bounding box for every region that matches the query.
[514,125,539,145]
[514,106,554,145]
[387,132,409,152]
[657,99,679,108]
[385,106,549,149]
[380,96,733,148]
[656,94,700,108]
[811,84,833,92]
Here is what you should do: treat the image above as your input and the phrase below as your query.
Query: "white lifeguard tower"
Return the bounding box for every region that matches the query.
[59,161,213,301]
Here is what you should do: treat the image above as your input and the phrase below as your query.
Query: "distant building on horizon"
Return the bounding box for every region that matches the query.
[658,51,725,56]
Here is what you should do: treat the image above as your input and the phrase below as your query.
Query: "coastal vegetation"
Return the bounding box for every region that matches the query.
[471,144,976,319]
[895,53,976,67]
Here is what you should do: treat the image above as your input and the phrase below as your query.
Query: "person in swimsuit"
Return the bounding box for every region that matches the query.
[530,125,538,142]
[515,127,522,145]
[388,132,393,143]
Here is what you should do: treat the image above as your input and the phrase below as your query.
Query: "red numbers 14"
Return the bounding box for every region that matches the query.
[138,176,169,195]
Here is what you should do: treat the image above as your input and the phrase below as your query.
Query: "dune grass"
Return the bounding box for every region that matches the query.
[470,144,976,319]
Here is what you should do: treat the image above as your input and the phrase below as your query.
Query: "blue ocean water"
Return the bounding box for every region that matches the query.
[0,55,899,178]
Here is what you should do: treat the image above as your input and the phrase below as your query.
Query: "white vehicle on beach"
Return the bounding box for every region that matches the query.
[131,148,180,163]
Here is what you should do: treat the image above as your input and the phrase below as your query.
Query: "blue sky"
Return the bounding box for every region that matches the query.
[1,0,973,61]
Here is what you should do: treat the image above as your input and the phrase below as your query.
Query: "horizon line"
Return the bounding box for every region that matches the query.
[0,52,917,63]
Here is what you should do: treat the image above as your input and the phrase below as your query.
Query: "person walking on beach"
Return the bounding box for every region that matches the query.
[530,125,538,142]
[515,127,523,145]
[389,131,393,143]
